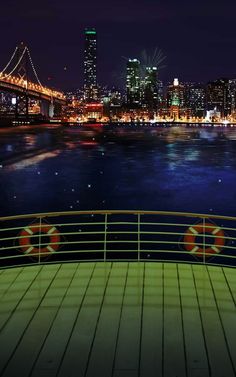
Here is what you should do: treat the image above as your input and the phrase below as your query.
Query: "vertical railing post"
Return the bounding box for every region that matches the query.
[138,213,141,262]
[104,213,107,262]
[38,217,42,265]
[203,217,206,264]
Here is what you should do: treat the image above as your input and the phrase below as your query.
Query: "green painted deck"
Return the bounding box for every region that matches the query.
[0,262,235,377]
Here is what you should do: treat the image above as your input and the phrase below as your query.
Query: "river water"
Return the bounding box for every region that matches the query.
[0,124,236,217]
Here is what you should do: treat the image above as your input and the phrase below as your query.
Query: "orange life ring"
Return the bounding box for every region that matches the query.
[184,222,225,257]
[19,223,60,256]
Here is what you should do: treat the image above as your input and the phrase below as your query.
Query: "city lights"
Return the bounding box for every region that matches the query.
[1,34,236,125]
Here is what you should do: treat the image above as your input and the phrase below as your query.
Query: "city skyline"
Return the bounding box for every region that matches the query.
[0,0,235,90]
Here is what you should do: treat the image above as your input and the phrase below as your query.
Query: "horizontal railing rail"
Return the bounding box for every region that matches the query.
[0,210,235,269]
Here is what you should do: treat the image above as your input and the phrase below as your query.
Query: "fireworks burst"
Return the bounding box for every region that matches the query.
[140,48,166,77]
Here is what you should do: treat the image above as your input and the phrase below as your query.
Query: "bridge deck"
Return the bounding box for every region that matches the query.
[0,262,235,377]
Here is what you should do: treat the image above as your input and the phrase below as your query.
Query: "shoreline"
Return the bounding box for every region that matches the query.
[1,120,236,130]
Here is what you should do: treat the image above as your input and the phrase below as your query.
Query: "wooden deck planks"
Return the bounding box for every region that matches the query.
[193,265,235,377]
[207,266,236,375]
[0,268,23,299]
[0,262,235,377]
[178,264,209,377]
[0,264,61,376]
[30,263,95,377]
[113,262,144,377]
[85,262,129,377]
[140,263,163,377]
[0,266,41,330]
[56,262,112,377]
[0,264,73,377]
[223,267,236,305]
[163,263,187,377]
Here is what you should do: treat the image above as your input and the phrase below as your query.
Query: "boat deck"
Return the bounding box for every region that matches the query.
[0,262,235,377]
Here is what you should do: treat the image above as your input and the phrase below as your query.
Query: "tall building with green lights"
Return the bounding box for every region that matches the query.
[167,78,184,108]
[166,78,184,119]
[84,28,98,102]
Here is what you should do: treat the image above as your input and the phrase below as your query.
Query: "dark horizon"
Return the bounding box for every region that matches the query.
[1,0,236,91]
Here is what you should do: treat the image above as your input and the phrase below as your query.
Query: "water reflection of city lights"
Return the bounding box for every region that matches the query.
[184,150,199,161]
[80,141,98,146]
[24,135,36,147]
[6,145,13,152]
[6,150,61,170]
[199,130,218,140]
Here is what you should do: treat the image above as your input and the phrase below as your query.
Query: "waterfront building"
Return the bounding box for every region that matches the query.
[167,78,184,119]
[126,59,141,108]
[157,79,164,108]
[183,82,196,109]
[100,87,123,119]
[167,78,185,109]
[206,78,231,117]
[84,102,103,121]
[170,91,180,119]
[229,79,236,117]
[188,84,206,117]
[142,67,158,110]
[84,28,98,102]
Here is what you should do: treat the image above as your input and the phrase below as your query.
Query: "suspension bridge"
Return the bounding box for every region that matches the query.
[0,42,66,120]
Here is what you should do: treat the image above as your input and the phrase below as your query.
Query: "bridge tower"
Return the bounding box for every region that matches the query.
[14,42,29,119]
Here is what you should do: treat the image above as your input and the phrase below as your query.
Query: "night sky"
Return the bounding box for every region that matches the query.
[1,0,235,90]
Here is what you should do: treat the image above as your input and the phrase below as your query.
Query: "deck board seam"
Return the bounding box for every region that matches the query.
[28,263,81,377]
[138,262,145,377]
[54,262,97,377]
[111,262,129,377]
[177,263,188,377]
[222,268,236,307]
[161,262,164,377]
[0,265,44,333]
[0,264,62,377]
[191,265,211,377]
[83,263,113,377]
[206,265,236,376]
[0,267,23,301]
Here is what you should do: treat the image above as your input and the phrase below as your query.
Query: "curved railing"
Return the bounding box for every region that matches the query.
[0,210,236,269]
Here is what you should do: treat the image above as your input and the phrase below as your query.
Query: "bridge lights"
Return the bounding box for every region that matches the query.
[0,73,65,100]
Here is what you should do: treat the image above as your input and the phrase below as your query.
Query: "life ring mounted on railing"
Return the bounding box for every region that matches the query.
[184,222,225,257]
[19,222,60,257]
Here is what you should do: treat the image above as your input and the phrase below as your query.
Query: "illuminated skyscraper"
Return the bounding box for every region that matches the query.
[167,78,184,119]
[126,59,141,107]
[84,28,98,102]
[206,78,231,117]
[188,84,206,117]
[142,67,158,109]
[167,78,185,108]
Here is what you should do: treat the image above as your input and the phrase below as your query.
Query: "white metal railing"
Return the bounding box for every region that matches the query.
[0,210,235,269]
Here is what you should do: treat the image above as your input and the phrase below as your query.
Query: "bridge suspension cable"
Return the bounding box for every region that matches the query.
[0,43,65,101]
[26,48,43,87]
[2,47,27,79]
[0,44,43,88]
[0,46,19,74]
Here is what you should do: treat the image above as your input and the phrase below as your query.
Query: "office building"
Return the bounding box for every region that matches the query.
[84,28,98,102]
[126,59,141,107]
[142,67,158,110]
[188,84,206,117]
[167,78,185,108]
[206,78,231,117]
